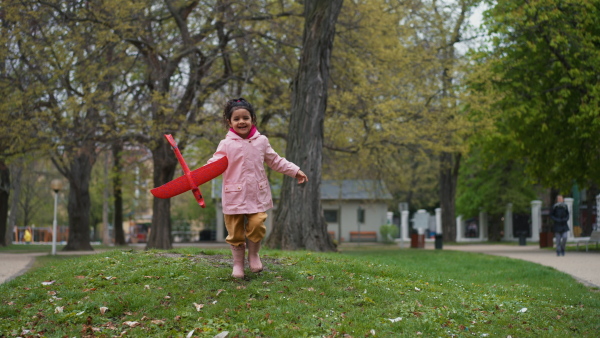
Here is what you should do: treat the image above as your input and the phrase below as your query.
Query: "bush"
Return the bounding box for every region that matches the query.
[379,224,399,243]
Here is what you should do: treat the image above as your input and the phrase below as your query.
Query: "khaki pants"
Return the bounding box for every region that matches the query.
[224,212,267,246]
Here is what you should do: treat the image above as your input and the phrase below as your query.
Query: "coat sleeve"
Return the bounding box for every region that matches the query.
[207,140,227,164]
[264,139,299,178]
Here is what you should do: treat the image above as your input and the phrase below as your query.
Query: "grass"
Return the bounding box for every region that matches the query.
[0,243,117,254]
[1,246,599,337]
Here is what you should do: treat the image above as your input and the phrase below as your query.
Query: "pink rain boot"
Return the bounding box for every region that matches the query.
[230,244,246,278]
[247,240,263,273]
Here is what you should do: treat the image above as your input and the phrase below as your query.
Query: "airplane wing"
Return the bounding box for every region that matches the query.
[150,156,228,199]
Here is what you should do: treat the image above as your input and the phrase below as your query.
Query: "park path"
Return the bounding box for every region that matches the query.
[1,243,599,288]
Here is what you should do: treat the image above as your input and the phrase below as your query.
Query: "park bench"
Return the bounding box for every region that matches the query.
[576,231,600,252]
[349,231,377,242]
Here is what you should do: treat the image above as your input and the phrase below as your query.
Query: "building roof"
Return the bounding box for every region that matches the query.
[211,179,392,200]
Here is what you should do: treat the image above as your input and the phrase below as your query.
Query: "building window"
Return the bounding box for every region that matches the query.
[324,210,338,223]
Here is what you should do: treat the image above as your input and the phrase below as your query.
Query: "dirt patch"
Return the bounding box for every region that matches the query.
[155,253,283,271]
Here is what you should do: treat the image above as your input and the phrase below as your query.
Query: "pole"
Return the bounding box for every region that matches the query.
[52,190,58,255]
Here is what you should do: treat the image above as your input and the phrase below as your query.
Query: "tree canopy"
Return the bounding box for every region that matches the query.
[475,0,600,191]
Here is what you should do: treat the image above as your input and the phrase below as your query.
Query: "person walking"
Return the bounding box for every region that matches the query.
[551,195,570,256]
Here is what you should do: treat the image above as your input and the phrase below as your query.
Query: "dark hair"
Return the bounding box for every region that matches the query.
[223,98,256,127]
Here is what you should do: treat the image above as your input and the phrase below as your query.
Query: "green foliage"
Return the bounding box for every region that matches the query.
[1,248,599,336]
[379,224,399,243]
[476,0,600,189]
[456,146,537,218]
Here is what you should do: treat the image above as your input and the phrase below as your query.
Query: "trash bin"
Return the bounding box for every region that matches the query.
[517,232,527,246]
[435,234,443,249]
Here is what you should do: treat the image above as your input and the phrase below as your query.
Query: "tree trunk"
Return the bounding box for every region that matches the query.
[0,161,9,246]
[265,0,343,251]
[146,138,178,250]
[585,183,597,236]
[6,161,23,245]
[440,151,460,242]
[112,141,126,245]
[63,145,96,251]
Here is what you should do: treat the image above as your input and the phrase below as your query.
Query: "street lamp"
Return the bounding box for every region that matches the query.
[50,179,63,255]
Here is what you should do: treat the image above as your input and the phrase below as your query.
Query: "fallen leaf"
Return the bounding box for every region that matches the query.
[48,291,57,295]
[42,281,55,286]
[186,329,195,338]
[414,287,421,292]
[193,303,204,311]
[517,308,528,313]
[388,317,403,323]
[144,285,150,290]
[100,307,109,314]
[75,276,86,279]
[123,321,140,327]
[370,329,376,335]
[151,319,165,325]
[55,306,64,313]
[214,331,229,338]
[216,289,225,296]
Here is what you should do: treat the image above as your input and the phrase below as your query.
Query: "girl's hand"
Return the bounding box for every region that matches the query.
[296,170,308,184]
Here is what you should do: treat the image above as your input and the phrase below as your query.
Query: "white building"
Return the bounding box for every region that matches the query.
[212,179,393,243]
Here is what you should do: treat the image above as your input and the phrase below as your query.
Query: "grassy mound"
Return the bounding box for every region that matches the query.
[1,247,598,337]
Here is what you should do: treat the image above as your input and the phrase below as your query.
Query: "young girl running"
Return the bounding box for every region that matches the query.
[207,98,308,278]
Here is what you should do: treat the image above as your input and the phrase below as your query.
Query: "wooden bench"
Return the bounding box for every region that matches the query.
[349,231,377,242]
[576,231,600,252]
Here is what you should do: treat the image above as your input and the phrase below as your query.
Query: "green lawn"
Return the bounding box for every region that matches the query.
[0,243,119,254]
[1,246,598,337]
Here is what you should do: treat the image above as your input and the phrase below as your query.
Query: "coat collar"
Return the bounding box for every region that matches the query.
[226,129,261,140]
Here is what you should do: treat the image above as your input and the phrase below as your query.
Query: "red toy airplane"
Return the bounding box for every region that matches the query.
[150,134,228,208]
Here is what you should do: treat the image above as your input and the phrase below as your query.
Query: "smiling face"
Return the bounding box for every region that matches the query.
[227,108,254,138]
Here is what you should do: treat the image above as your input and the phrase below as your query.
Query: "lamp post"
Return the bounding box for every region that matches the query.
[50,179,63,255]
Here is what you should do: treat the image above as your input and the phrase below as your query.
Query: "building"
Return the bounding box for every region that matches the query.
[212,179,393,243]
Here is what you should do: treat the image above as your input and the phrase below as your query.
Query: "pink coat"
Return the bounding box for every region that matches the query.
[207,130,299,215]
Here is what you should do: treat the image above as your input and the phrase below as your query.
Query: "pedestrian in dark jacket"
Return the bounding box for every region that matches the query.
[550,195,570,256]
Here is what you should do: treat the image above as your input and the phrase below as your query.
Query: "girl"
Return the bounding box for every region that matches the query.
[207,98,308,278]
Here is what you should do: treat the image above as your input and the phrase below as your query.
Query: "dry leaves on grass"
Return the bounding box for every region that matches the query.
[122,321,140,328]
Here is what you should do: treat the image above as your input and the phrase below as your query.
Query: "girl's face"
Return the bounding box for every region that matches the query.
[228,108,254,138]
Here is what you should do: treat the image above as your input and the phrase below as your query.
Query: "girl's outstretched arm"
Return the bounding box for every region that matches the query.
[296,170,308,184]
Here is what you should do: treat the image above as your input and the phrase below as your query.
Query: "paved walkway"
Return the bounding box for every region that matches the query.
[1,243,599,288]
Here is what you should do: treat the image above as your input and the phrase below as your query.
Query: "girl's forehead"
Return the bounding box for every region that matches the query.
[230,108,251,118]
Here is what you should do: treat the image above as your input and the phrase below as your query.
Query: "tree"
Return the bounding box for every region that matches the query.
[321,0,481,241]
[478,0,600,190]
[1,1,136,250]
[266,0,343,251]
[0,161,9,246]
[456,145,537,240]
